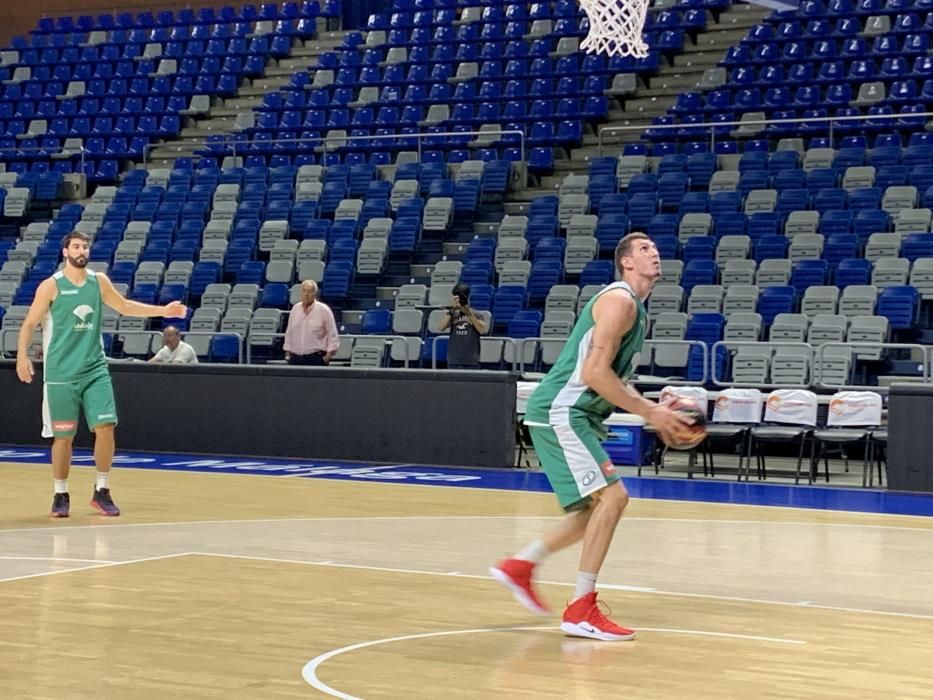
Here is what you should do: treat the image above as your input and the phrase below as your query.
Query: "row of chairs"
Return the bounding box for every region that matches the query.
[774,0,933,21]
[648,386,886,486]
[26,2,330,37]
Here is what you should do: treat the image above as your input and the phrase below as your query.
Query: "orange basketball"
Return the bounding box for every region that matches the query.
[664,398,708,450]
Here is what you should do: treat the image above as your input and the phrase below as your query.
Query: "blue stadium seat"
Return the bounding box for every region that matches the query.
[877,286,920,330]
[758,286,796,326]
[209,334,241,363]
[362,308,392,334]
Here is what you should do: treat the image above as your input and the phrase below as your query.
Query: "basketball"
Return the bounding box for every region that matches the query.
[664,399,708,450]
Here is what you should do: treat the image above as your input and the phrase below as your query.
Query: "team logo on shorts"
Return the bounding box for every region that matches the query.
[52,421,76,432]
[582,471,597,486]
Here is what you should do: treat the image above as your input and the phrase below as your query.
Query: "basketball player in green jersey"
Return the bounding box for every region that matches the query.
[491,232,690,641]
[15,231,187,517]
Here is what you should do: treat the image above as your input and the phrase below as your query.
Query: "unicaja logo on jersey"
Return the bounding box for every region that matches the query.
[73,304,95,330]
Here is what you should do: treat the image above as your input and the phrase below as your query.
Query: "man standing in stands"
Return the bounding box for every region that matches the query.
[284,279,340,366]
[15,231,188,517]
[149,325,198,364]
[440,283,488,370]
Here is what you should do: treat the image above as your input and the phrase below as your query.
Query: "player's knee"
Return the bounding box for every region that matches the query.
[601,483,629,516]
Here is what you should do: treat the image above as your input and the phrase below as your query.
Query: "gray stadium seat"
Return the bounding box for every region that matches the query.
[864,233,902,263]
[724,312,763,342]
[616,155,647,189]
[838,285,878,317]
[744,189,777,214]
[651,312,689,368]
[800,286,840,318]
[646,284,684,319]
[497,215,528,239]
[756,259,792,287]
[721,259,757,287]
[848,315,889,360]
[803,148,835,172]
[722,284,759,314]
[545,285,580,315]
[679,213,712,241]
[784,210,820,236]
[732,349,771,384]
[769,313,809,342]
[842,166,876,191]
[769,349,812,385]
[395,283,428,309]
[716,235,751,266]
[807,314,848,346]
[686,285,724,314]
[658,260,684,285]
[871,258,910,288]
[788,233,824,262]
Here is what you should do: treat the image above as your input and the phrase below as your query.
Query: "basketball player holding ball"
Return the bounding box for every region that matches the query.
[491,232,694,641]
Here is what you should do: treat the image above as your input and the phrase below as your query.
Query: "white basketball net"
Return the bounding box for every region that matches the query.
[579,0,651,58]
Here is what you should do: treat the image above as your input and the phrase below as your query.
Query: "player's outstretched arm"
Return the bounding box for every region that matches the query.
[99,273,187,319]
[579,290,690,444]
[15,278,57,383]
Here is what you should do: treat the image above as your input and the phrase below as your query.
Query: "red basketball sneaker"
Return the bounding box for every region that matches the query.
[560,592,636,641]
[489,558,551,615]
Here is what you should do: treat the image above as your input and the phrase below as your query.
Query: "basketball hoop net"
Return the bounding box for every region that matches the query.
[578,0,651,58]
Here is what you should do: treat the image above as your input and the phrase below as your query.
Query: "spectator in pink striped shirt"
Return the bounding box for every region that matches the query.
[283,280,340,366]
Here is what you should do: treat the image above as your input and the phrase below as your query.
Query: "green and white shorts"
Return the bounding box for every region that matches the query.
[42,369,118,438]
[528,422,620,512]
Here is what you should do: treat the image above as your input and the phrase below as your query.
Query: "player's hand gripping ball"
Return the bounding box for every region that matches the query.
[664,397,708,450]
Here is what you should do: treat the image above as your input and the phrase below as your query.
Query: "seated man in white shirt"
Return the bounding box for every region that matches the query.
[148,325,198,364]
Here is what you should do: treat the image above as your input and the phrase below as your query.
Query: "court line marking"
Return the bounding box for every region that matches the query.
[2,545,932,622]
[300,625,806,700]
[2,513,933,537]
[0,552,195,584]
[187,552,933,622]
[193,552,659,592]
[0,516,931,620]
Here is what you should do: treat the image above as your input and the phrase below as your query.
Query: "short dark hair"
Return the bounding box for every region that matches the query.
[615,232,651,269]
[61,231,91,249]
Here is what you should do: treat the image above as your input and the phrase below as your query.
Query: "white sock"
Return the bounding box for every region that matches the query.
[95,472,110,491]
[514,539,550,564]
[573,571,598,601]
[54,479,68,494]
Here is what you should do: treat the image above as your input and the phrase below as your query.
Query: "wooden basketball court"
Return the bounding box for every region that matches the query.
[2,460,932,699]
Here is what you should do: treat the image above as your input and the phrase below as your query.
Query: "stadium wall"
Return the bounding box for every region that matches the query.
[0,362,518,468]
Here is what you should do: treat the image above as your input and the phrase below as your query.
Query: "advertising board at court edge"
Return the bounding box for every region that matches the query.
[0,449,482,483]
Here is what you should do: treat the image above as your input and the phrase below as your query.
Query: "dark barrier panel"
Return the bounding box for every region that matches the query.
[888,383,933,493]
[0,362,517,468]
[341,0,391,33]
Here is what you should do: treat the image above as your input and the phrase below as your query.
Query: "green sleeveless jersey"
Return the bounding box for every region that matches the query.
[41,270,107,383]
[525,281,647,426]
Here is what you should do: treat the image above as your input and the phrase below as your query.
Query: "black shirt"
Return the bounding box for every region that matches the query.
[446,309,481,367]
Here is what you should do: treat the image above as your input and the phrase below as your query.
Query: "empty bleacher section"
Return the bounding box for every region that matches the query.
[0,2,339,181]
[0,0,931,394]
